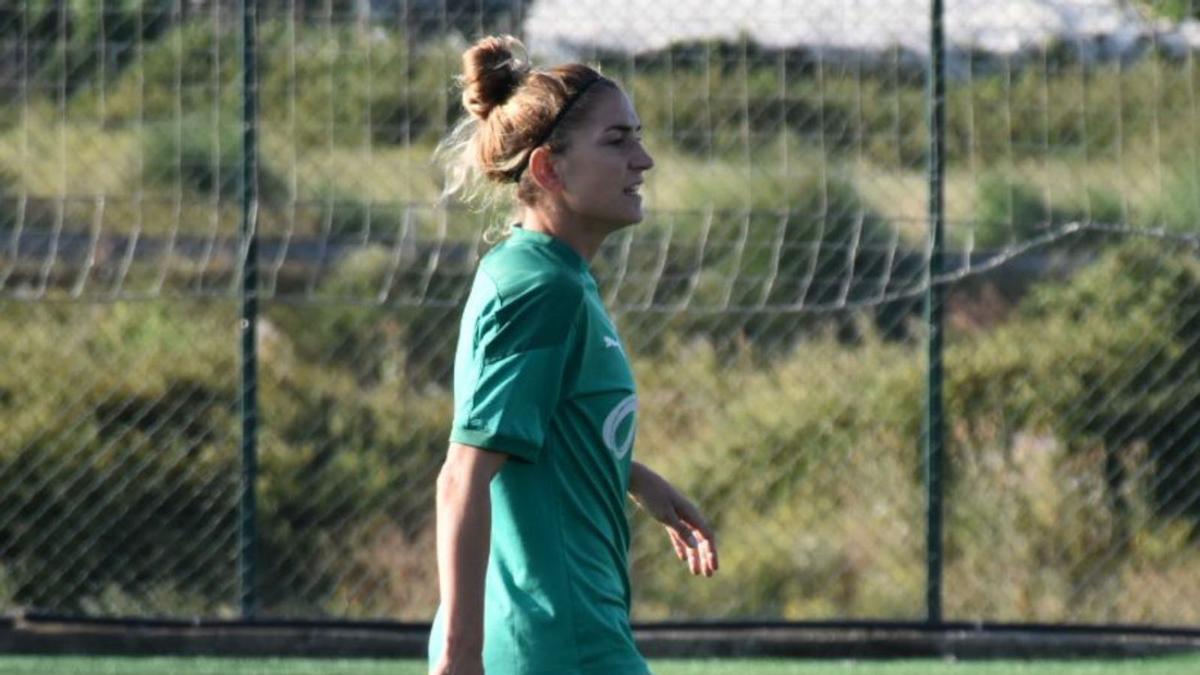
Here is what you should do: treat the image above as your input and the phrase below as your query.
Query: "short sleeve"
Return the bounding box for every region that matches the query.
[450,270,583,462]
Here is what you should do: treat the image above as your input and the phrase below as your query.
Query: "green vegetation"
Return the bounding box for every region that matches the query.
[2,19,1198,248]
[0,300,451,616]
[142,112,288,202]
[2,16,1200,623]
[1,656,1200,675]
[2,241,1198,621]
[970,173,1123,247]
[626,242,1200,623]
[1136,0,1200,22]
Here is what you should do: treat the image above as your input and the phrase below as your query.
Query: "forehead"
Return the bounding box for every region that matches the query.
[580,86,640,132]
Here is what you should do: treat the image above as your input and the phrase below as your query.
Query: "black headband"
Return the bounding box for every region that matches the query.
[512,77,603,183]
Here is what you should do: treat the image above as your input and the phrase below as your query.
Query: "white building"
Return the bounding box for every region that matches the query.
[524,0,1200,69]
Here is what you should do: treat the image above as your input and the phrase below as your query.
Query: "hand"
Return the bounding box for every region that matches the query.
[629,464,719,577]
[430,653,484,675]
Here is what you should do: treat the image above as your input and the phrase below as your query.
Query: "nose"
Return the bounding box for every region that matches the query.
[632,143,654,172]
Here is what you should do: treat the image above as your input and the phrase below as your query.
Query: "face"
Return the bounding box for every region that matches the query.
[552,87,655,232]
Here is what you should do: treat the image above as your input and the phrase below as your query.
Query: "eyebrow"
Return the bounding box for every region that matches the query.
[604,124,642,134]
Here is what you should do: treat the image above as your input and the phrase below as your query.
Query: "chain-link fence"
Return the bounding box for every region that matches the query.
[1,0,1198,628]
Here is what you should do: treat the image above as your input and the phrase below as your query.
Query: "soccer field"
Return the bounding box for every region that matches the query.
[0,656,1198,675]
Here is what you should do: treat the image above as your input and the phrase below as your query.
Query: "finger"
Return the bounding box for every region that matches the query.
[665,513,699,550]
[665,511,706,575]
[695,535,714,577]
[695,528,718,575]
[686,542,701,575]
[676,502,718,575]
[700,535,715,571]
[667,528,687,562]
[674,528,699,573]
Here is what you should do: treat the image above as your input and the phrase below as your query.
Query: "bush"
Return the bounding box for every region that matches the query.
[266,239,475,389]
[3,239,1199,620]
[142,111,287,202]
[615,40,1200,171]
[70,16,242,125]
[1149,161,1200,235]
[626,333,925,618]
[254,335,451,615]
[1135,0,1200,21]
[1022,241,1200,524]
[0,302,241,614]
[21,17,1200,177]
[599,165,921,356]
[258,26,460,148]
[12,1,177,99]
[622,42,846,160]
[0,299,451,616]
[628,238,1200,620]
[0,167,18,228]
[971,173,1074,248]
[306,186,409,239]
[970,173,1125,249]
[85,19,461,148]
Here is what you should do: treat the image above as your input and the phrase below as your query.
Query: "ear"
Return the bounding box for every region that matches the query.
[528,146,565,193]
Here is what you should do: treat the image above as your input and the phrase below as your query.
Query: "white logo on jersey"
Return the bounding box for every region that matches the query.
[603,335,622,352]
[602,394,638,460]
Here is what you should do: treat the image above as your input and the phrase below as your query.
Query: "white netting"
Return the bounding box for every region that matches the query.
[1,1,1199,625]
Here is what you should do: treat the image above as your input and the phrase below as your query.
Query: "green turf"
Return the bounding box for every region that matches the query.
[0,656,1199,675]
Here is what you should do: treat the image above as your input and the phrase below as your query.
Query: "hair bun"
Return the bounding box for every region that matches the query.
[461,35,529,121]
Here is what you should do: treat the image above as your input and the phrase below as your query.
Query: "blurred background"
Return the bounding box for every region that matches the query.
[0,0,1198,628]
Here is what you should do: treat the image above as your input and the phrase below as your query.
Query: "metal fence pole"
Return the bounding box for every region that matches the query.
[239,0,261,619]
[924,0,947,626]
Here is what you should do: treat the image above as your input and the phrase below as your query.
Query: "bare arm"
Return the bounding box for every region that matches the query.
[432,443,509,673]
[628,461,719,577]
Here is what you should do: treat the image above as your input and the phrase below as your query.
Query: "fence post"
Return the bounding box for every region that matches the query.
[924,0,947,626]
[239,0,261,620]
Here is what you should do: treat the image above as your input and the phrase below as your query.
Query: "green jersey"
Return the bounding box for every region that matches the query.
[429,226,649,675]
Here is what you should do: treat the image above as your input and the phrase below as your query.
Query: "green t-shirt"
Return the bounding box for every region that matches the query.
[428,226,649,675]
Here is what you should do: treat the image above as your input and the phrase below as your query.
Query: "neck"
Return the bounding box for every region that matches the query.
[520,207,608,263]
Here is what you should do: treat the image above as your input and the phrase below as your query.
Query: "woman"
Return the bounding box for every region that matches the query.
[430,35,719,675]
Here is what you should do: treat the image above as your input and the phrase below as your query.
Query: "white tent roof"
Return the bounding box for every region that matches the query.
[524,0,1165,61]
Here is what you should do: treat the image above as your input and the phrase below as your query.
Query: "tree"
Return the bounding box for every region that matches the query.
[1129,0,1200,22]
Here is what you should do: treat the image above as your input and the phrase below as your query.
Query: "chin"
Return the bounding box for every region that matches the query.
[611,213,643,231]
[589,211,643,233]
[621,203,647,225]
[578,202,645,233]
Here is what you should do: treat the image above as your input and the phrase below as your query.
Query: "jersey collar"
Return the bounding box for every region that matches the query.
[510,225,589,274]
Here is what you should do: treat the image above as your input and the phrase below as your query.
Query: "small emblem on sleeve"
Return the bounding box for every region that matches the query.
[603,335,623,352]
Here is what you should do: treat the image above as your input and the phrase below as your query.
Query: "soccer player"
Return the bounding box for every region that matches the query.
[428,35,719,675]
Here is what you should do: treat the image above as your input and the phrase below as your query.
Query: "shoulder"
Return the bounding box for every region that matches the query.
[479,241,585,314]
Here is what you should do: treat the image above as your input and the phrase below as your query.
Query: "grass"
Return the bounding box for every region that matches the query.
[0,657,1198,675]
[0,111,1185,250]
[0,126,1173,267]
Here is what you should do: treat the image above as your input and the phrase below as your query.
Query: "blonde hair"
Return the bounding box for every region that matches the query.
[434,35,615,241]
